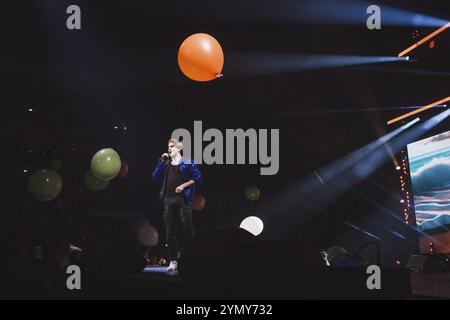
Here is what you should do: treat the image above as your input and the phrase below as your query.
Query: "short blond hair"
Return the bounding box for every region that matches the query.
[168,138,183,150]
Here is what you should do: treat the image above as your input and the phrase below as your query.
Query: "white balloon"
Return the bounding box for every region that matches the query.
[239,216,264,236]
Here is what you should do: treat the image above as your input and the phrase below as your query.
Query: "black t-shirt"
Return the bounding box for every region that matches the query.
[165,163,183,196]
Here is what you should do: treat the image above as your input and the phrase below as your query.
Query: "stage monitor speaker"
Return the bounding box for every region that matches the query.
[406,254,450,273]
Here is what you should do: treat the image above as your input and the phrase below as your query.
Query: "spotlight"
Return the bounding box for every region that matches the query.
[23,169,28,173]
[387,96,449,125]
[230,54,410,76]
[28,108,33,112]
[396,166,401,170]
[398,22,450,57]
[256,109,447,235]
[114,126,119,130]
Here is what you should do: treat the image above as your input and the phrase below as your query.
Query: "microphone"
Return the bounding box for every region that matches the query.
[160,153,169,161]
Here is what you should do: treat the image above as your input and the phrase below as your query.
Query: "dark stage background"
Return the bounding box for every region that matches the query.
[0,0,449,271]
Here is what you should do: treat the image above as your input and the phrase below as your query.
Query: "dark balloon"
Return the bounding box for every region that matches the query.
[192,195,206,211]
[28,169,63,201]
[119,160,129,178]
[84,170,109,191]
[245,185,260,201]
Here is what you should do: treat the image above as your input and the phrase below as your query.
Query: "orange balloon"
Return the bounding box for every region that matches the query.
[178,33,224,82]
[192,195,206,211]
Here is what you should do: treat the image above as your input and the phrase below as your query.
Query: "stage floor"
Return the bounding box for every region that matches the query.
[3,267,448,299]
[93,266,414,299]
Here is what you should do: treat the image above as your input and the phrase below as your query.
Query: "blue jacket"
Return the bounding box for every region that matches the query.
[152,157,202,205]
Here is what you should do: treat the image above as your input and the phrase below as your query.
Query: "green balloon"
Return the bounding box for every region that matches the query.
[28,169,63,202]
[90,148,121,181]
[84,170,109,191]
[49,159,62,171]
[245,185,260,201]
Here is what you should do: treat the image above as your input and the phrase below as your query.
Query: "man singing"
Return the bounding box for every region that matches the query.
[152,138,202,275]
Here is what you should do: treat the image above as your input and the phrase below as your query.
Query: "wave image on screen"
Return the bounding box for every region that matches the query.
[407,130,450,254]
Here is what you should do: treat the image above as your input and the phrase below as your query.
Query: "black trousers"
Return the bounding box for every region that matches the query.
[163,195,195,261]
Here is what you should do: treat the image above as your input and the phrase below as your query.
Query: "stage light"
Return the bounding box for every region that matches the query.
[387,97,450,125]
[229,54,409,76]
[324,246,347,266]
[114,126,119,130]
[363,231,380,240]
[239,216,264,236]
[396,166,401,170]
[252,108,450,237]
[28,108,33,112]
[314,170,325,185]
[429,242,435,254]
[174,0,447,29]
[391,231,406,241]
[341,218,408,254]
[321,117,420,182]
[23,169,28,173]
[252,117,420,235]
[369,218,408,241]
[390,157,400,171]
[285,1,446,27]
[398,22,450,57]
[234,104,446,119]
